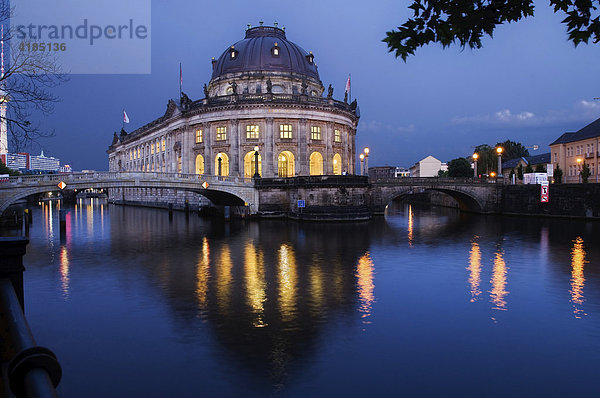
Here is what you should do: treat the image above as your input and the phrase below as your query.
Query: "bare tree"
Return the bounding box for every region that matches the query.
[0,2,67,152]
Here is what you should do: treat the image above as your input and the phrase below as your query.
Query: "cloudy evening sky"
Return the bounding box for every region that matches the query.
[14,0,600,170]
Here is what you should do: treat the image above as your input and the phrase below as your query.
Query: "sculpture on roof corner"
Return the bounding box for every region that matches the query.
[327,84,333,99]
[230,81,238,95]
[203,84,209,98]
[266,78,272,93]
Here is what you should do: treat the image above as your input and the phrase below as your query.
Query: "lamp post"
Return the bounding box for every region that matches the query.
[577,157,582,183]
[364,147,370,176]
[490,171,496,180]
[253,146,260,178]
[496,146,503,178]
[217,155,222,177]
[359,153,365,176]
[472,153,478,179]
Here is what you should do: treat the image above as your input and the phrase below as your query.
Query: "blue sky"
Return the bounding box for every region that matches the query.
[17,0,600,170]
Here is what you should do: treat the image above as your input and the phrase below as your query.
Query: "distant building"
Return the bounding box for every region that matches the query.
[395,167,410,178]
[0,151,60,173]
[368,166,396,180]
[550,117,600,183]
[502,153,551,182]
[409,156,447,177]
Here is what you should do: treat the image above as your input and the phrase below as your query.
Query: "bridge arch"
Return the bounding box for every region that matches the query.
[382,187,485,213]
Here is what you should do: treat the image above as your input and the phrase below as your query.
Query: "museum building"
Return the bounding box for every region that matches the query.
[107,24,360,206]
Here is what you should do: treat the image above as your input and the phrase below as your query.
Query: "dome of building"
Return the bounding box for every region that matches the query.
[210,25,320,82]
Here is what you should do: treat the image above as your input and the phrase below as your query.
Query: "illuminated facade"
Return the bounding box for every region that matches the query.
[550,117,600,183]
[107,25,359,183]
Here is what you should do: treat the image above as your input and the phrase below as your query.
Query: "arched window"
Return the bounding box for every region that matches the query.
[195,154,205,175]
[215,152,230,176]
[309,152,323,175]
[278,151,295,177]
[244,150,262,178]
[332,154,342,175]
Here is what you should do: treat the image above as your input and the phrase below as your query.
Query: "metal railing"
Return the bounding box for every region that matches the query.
[0,238,61,397]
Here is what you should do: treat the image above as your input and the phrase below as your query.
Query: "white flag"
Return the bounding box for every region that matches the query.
[123,110,130,124]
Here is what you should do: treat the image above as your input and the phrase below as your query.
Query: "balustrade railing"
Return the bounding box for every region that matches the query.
[1,172,254,186]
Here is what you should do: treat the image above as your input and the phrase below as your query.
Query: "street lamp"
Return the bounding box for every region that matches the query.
[217,154,222,177]
[472,153,478,178]
[364,147,370,176]
[496,146,503,177]
[359,153,365,176]
[490,171,496,179]
[577,157,583,183]
[253,146,260,178]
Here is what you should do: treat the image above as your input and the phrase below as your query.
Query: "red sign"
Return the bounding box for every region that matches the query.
[540,182,549,203]
[57,181,67,190]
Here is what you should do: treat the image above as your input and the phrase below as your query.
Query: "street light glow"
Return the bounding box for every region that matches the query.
[496,147,503,154]
[364,147,370,155]
[254,146,259,152]
[472,153,478,160]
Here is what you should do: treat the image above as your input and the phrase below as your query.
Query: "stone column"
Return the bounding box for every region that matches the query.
[230,119,240,176]
[265,118,274,177]
[204,122,212,175]
[298,118,308,175]
[326,122,334,174]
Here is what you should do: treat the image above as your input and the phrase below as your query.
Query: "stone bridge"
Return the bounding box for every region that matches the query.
[1,173,503,218]
[369,177,502,214]
[0,172,258,214]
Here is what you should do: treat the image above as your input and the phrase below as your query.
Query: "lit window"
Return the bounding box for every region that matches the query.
[272,43,280,57]
[280,124,293,139]
[156,141,160,153]
[246,125,260,139]
[129,151,132,160]
[311,126,321,140]
[334,129,341,143]
[151,144,154,155]
[230,46,238,60]
[195,129,203,143]
[137,148,140,159]
[161,138,166,152]
[216,126,227,141]
[306,52,314,64]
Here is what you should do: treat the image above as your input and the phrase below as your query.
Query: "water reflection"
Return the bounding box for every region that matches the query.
[245,243,266,327]
[490,246,508,311]
[216,245,233,314]
[356,252,375,324]
[467,236,482,302]
[570,236,587,318]
[278,244,298,322]
[195,237,210,309]
[59,245,70,299]
[407,204,414,247]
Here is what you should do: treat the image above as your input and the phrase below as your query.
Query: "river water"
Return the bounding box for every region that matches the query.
[13,199,600,397]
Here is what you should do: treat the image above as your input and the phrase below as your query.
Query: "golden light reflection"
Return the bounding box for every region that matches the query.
[309,256,324,312]
[468,237,482,302]
[196,237,210,308]
[86,198,94,236]
[216,245,233,313]
[245,243,267,327]
[356,252,375,324]
[407,204,414,247]
[570,236,587,318]
[490,247,508,311]
[59,245,70,299]
[278,244,297,321]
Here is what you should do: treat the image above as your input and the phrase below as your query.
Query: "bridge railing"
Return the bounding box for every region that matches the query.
[0,172,254,186]
[371,177,504,185]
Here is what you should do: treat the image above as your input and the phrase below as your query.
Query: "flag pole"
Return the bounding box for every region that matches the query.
[349,73,351,103]
[122,109,124,130]
[179,63,182,98]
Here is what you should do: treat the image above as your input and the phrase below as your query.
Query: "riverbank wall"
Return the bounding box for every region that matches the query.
[501,184,600,219]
